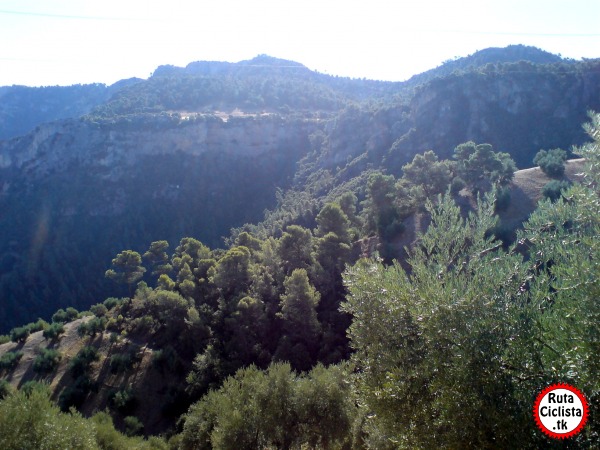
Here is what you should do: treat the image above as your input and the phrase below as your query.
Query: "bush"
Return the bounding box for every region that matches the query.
[0,335,9,345]
[52,307,79,324]
[0,379,12,399]
[69,346,99,377]
[32,348,61,374]
[450,176,466,194]
[77,316,107,337]
[58,375,96,411]
[0,386,97,449]
[533,148,568,177]
[43,322,65,340]
[152,346,180,372]
[124,415,144,436]
[103,297,124,310]
[28,319,49,333]
[542,180,572,202]
[20,380,47,395]
[9,326,30,343]
[109,352,134,374]
[494,186,511,212]
[0,351,23,371]
[109,387,137,413]
[90,303,108,317]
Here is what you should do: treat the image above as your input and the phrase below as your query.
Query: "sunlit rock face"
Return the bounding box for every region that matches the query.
[0,114,316,177]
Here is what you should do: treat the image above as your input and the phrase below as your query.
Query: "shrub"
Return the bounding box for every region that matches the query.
[77,316,107,337]
[28,319,49,333]
[109,352,133,374]
[542,180,572,202]
[20,380,47,395]
[0,386,97,449]
[0,351,23,371]
[52,307,80,324]
[533,148,568,177]
[124,415,144,436]
[9,326,30,343]
[0,379,12,399]
[90,303,108,317]
[58,375,96,411]
[450,176,466,194]
[152,346,180,372]
[32,348,61,374]
[103,297,124,310]
[43,322,65,340]
[109,387,137,413]
[494,186,511,212]
[69,346,99,377]
[0,335,9,345]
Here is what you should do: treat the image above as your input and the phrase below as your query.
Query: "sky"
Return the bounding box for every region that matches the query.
[1,0,599,87]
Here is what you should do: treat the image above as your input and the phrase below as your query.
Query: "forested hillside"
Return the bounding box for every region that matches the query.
[1,47,599,333]
[0,46,599,448]
[0,113,598,448]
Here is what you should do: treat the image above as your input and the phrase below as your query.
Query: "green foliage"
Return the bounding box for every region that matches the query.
[78,316,108,337]
[541,179,571,201]
[533,147,568,177]
[143,240,173,277]
[0,380,12,400]
[52,306,80,323]
[109,352,135,374]
[32,348,62,374]
[0,387,98,449]
[363,172,401,237]
[210,246,251,297]
[69,345,99,377]
[9,326,30,343]
[90,303,108,317]
[109,387,137,414]
[180,363,355,450]
[277,225,315,274]
[0,351,23,372]
[124,415,144,436]
[315,202,350,241]
[454,141,517,190]
[43,321,65,340]
[340,115,600,447]
[152,346,181,373]
[59,375,97,411]
[401,150,453,197]
[92,411,167,449]
[19,380,47,396]
[103,297,124,310]
[105,250,146,295]
[494,185,512,212]
[278,269,321,352]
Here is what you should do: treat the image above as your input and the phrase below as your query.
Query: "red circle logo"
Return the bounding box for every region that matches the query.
[533,383,589,439]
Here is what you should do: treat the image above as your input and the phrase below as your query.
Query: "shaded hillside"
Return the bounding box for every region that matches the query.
[0,114,318,332]
[0,46,599,333]
[0,158,589,437]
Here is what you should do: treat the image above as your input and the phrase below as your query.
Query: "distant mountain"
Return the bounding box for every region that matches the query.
[0,79,142,140]
[404,44,570,88]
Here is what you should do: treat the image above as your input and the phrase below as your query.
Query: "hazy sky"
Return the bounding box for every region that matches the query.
[1,0,599,86]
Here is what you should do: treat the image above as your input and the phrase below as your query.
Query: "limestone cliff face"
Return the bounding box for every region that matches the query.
[0,113,319,331]
[0,114,317,180]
